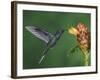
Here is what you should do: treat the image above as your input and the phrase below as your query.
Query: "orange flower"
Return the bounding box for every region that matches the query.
[68,27,79,36]
[68,23,90,66]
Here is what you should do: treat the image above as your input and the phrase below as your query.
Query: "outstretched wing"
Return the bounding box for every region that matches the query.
[25,26,53,43]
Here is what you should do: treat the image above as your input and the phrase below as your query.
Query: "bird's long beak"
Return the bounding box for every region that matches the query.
[63,28,68,31]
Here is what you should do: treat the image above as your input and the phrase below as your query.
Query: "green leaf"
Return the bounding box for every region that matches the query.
[67,45,79,56]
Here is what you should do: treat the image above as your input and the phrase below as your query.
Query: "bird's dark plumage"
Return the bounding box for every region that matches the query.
[25,26,65,64]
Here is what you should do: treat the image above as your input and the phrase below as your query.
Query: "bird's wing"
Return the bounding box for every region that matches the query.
[25,26,53,43]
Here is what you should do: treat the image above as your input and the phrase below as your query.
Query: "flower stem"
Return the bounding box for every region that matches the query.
[84,52,89,66]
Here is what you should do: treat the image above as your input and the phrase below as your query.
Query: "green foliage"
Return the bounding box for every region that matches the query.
[23,10,90,69]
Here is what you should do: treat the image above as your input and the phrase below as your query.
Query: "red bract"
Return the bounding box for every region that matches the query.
[68,23,90,66]
[76,23,90,55]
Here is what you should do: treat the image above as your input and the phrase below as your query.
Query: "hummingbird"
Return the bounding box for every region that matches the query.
[25,26,65,64]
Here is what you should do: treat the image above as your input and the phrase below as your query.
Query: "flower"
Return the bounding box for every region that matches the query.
[68,27,79,36]
[68,23,90,66]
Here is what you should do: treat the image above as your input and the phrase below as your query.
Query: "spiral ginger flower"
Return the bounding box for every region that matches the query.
[68,23,90,66]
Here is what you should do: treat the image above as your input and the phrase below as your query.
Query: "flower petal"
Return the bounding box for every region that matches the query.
[68,27,79,36]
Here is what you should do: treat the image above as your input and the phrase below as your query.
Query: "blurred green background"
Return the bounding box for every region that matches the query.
[23,10,91,69]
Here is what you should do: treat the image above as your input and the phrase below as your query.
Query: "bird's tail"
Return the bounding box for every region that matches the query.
[38,55,45,64]
[38,46,50,64]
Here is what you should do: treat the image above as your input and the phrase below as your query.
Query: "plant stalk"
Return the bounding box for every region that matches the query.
[84,52,89,66]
